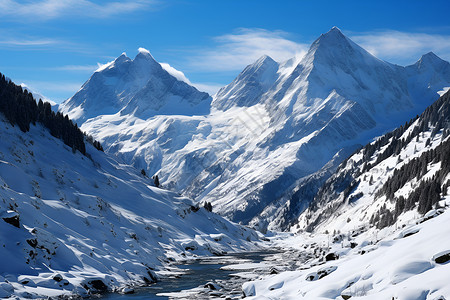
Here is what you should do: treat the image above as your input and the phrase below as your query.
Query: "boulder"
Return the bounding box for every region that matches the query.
[2,211,19,228]
[52,274,63,282]
[433,250,450,264]
[121,287,134,294]
[325,253,339,261]
[204,282,221,290]
[306,266,337,281]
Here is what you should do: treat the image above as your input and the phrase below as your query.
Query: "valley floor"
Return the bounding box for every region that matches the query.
[96,199,450,300]
[242,207,450,300]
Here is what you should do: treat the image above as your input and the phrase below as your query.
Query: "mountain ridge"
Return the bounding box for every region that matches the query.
[59,48,211,124]
[60,28,450,232]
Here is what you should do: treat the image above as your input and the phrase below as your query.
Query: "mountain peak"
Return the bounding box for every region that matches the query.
[329,26,343,34]
[59,47,211,123]
[135,47,157,62]
[252,54,278,70]
[256,54,275,63]
[131,47,162,74]
[115,52,130,63]
[314,26,348,47]
[419,51,445,64]
[412,51,449,73]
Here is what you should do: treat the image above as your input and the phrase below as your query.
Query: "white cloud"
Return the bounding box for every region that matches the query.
[160,62,192,84]
[189,28,309,72]
[0,0,155,20]
[350,30,450,65]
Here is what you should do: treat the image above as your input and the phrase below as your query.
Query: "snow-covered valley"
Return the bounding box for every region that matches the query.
[1,24,450,299]
[0,79,263,298]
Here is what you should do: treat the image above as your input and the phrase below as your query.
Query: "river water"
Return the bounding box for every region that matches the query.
[101,250,293,300]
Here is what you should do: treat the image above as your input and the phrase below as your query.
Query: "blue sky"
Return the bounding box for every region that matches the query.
[1,0,450,103]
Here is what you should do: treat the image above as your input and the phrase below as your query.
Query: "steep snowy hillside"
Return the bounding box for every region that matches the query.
[237,91,450,300]
[63,28,450,232]
[243,206,450,299]
[0,79,260,299]
[59,48,211,124]
[296,89,450,234]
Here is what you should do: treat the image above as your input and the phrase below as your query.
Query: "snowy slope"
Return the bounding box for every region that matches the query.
[62,28,450,232]
[213,55,279,110]
[243,206,450,299]
[59,48,211,124]
[237,91,450,300]
[296,89,450,234]
[0,113,261,299]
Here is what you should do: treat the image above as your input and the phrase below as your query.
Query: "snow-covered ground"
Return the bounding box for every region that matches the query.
[241,204,450,299]
[0,116,262,299]
[236,92,450,300]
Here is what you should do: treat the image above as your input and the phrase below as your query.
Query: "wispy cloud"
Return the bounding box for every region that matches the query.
[0,32,94,54]
[189,28,309,72]
[49,65,99,72]
[0,38,57,46]
[0,0,156,21]
[350,30,450,65]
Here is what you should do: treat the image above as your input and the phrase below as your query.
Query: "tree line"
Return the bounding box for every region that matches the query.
[304,89,450,231]
[0,73,103,155]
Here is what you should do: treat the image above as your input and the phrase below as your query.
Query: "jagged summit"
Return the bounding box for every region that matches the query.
[420,51,441,61]
[317,26,346,41]
[137,47,153,56]
[415,51,448,69]
[212,54,279,110]
[309,26,352,52]
[255,54,276,64]
[135,47,160,66]
[117,52,129,61]
[306,26,378,64]
[59,48,211,123]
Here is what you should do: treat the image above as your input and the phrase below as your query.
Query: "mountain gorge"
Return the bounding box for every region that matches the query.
[62,27,450,233]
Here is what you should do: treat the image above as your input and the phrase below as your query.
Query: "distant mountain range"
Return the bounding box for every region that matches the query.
[60,27,450,232]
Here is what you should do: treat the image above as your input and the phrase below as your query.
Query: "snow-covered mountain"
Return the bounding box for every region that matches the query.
[296,89,450,234]
[0,77,260,298]
[240,89,450,300]
[59,48,211,124]
[61,28,450,232]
